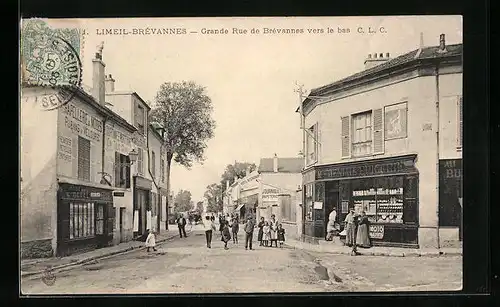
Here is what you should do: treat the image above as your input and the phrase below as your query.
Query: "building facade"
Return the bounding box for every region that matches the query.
[299,34,462,248]
[20,46,169,258]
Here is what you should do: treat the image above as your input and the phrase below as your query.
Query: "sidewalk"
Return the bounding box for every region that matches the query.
[285,237,462,257]
[21,228,193,279]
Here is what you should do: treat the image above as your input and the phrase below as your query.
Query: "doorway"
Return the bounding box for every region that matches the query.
[120,208,126,243]
[324,182,339,238]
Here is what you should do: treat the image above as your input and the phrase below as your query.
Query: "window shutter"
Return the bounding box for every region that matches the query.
[114,152,120,187]
[125,156,131,188]
[372,108,384,155]
[107,205,116,236]
[457,96,463,148]
[341,116,350,158]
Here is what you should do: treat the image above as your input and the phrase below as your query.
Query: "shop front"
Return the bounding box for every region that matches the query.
[57,183,115,257]
[239,194,258,222]
[302,154,420,248]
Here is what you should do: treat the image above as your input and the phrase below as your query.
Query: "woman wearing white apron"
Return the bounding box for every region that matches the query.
[269,214,279,248]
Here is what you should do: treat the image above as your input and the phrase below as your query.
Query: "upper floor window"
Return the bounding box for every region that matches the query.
[457,96,463,149]
[306,123,318,165]
[77,136,91,181]
[352,111,372,157]
[114,152,131,188]
[151,151,156,178]
[135,103,146,134]
[137,148,144,176]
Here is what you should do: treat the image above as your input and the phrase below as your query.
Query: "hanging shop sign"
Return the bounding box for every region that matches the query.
[59,183,113,202]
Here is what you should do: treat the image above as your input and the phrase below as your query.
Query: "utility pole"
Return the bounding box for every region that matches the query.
[294,82,307,169]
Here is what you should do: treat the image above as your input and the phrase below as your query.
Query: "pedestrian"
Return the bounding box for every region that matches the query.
[262,221,270,247]
[257,217,265,246]
[219,215,225,236]
[203,215,216,248]
[356,211,371,248]
[176,213,187,238]
[221,222,232,250]
[231,218,239,244]
[145,229,157,252]
[269,214,279,248]
[244,216,255,250]
[277,223,285,248]
[344,209,356,247]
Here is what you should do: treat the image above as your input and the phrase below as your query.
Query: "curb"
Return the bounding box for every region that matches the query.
[21,230,193,279]
[286,242,462,257]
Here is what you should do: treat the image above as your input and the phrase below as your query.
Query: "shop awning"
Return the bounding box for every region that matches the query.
[235,204,245,212]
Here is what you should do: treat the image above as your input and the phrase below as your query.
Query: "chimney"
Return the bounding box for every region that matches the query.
[438,33,447,53]
[273,153,278,172]
[105,74,115,93]
[92,42,106,105]
[364,52,391,70]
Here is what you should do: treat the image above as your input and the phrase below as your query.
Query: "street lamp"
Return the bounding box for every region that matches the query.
[128,148,138,165]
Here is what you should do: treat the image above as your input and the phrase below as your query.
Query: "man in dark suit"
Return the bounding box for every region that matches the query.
[176,213,187,238]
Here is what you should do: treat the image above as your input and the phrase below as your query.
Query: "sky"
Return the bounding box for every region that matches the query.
[47,16,462,201]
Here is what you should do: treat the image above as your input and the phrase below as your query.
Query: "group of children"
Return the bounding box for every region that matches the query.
[257,216,286,248]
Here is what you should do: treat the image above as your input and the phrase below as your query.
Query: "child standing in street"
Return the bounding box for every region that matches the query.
[221,221,232,250]
[145,229,157,252]
[262,221,271,247]
[277,223,285,248]
[231,218,239,244]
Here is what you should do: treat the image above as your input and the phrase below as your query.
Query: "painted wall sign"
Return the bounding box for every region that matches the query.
[113,191,125,197]
[61,102,103,143]
[106,124,132,154]
[385,102,408,139]
[316,155,417,180]
[58,136,72,162]
[313,201,323,209]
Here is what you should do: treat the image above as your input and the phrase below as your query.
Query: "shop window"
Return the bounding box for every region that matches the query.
[306,123,318,165]
[69,202,95,239]
[114,152,131,188]
[351,112,372,157]
[77,136,91,181]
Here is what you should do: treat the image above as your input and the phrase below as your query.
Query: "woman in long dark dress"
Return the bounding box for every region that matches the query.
[257,217,265,246]
[356,211,371,248]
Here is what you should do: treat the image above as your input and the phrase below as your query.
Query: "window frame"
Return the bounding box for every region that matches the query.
[351,111,373,157]
[69,202,95,240]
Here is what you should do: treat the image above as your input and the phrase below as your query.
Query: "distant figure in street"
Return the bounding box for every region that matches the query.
[277,223,285,248]
[221,222,232,250]
[231,218,239,244]
[176,214,187,238]
[269,214,279,248]
[257,217,265,246]
[145,229,157,252]
[244,216,255,250]
[262,222,271,247]
[344,209,356,247]
[203,216,216,248]
[356,211,371,248]
[219,215,225,236]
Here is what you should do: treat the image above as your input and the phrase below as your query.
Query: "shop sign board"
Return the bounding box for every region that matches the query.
[369,224,385,239]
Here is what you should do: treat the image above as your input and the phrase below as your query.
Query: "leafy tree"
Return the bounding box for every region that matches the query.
[150,81,216,221]
[196,201,204,213]
[219,161,257,192]
[204,183,223,213]
[173,189,194,214]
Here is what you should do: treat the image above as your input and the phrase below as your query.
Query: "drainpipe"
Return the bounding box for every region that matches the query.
[101,116,110,182]
[435,64,441,250]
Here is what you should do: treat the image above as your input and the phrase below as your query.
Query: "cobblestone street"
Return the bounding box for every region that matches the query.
[21,228,462,294]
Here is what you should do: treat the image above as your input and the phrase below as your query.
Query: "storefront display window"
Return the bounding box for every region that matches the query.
[69,202,95,239]
[96,204,104,235]
[351,176,405,224]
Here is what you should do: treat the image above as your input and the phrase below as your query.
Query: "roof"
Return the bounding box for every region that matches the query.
[23,84,138,132]
[298,43,463,112]
[258,157,303,173]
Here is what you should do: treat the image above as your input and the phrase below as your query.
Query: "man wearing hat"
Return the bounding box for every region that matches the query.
[243,216,255,250]
[344,209,356,247]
